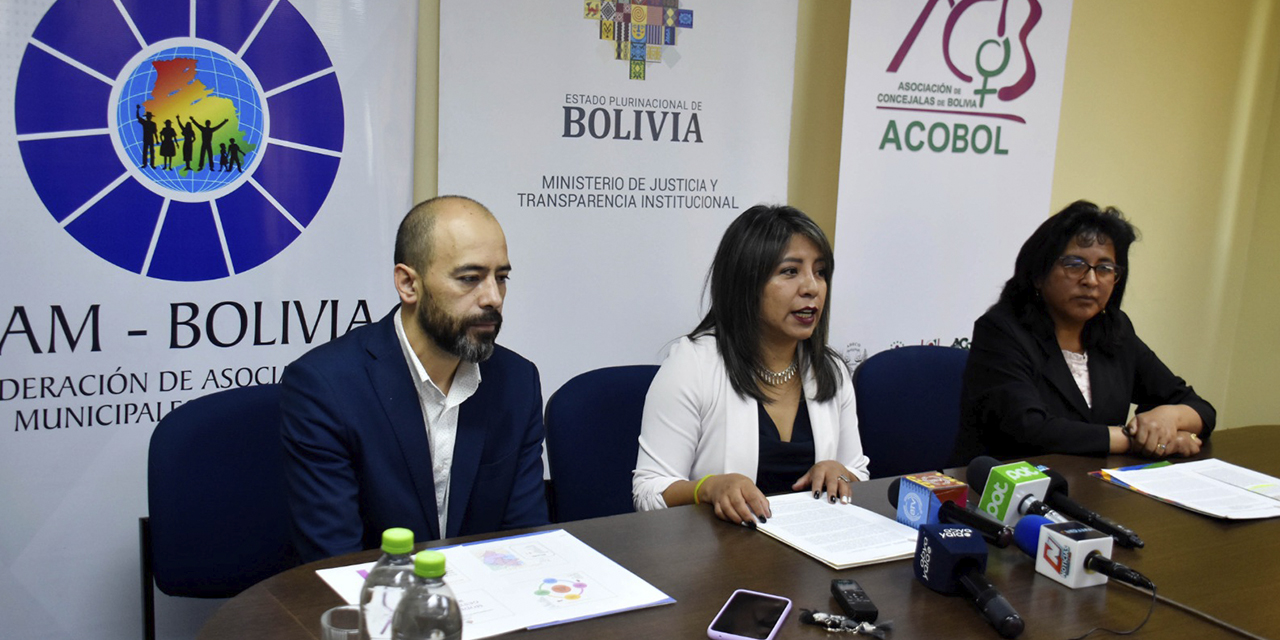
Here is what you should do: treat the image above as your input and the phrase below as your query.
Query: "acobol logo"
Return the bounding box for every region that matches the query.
[583,1,695,81]
[877,0,1044,155]
[15,0,344,281]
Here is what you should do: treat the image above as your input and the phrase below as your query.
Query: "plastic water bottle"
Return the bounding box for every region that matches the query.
[359,527,416,640]
[391,550,463,640]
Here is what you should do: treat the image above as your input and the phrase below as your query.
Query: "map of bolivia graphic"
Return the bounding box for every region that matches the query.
[142,56,255,176]
[15,0,344,282]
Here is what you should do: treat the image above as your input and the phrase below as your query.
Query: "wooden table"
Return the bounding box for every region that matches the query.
[199,425,1279,640]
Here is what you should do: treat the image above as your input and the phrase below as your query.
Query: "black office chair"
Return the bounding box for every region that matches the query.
[140,383,298,640]
[544,365,660,523]
[853,345,969,479]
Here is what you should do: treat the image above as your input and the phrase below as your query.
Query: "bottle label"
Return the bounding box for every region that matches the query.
[362,585,405,640]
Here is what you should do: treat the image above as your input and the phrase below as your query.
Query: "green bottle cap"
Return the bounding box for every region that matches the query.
[381,527,414,555]
[414,550,446,578]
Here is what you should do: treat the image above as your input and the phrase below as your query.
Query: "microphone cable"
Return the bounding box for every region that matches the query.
[1111,581,1272,640]
[1063,584,1156,640]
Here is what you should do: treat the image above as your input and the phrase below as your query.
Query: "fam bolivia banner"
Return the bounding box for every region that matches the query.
[438,0,799,395]
[0,1,416,638]
[829,0,1073,367]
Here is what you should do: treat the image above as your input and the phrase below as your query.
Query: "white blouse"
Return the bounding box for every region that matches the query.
[1061,349,1092,408]
[631,336,870,511]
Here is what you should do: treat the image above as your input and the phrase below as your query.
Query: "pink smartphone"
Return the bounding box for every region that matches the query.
[707,589,793,640]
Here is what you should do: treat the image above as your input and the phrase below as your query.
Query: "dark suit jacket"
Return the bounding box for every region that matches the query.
[280,309,549,562]
[952,302,1216,464]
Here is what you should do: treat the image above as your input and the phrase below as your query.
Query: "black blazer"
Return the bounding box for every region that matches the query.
[280,308,550,563]
[951,302,1215,464]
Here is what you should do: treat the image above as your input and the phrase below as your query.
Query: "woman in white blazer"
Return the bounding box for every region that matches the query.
[632,205,869,525]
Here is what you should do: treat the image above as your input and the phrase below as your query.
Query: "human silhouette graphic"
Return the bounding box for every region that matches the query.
[158,120,178,170]
[177,116,196,171]
[227,138,244,172]
[218,143,229,172]
[189,116,228,170]
[134,105,157,168]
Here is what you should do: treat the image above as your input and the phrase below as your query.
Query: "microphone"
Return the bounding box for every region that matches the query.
[888,477,1014,548]
[914,524,1025,638]
[1039,468,1145,549]
[968,457,1062,526]
[1013,515,1154,590]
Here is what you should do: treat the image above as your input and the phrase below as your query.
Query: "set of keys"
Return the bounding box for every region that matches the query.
[799,579,891,637]
[799,610,892,637]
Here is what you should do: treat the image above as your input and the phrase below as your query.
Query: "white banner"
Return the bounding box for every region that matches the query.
[439,0,798,395]
[0,1,417,638]
[830,0,1073,367]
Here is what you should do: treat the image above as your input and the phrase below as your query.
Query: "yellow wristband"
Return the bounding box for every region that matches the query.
[693,474,714,505]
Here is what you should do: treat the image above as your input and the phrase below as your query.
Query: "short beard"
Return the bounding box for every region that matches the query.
[416,296,502,363]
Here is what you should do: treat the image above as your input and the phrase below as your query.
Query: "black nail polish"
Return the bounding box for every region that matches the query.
[758,516,768,524]
[829,495,837,504]
[813,490,821,499]
[747,520,757,530]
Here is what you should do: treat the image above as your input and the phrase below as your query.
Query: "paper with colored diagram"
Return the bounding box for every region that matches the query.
[316,529,673,639]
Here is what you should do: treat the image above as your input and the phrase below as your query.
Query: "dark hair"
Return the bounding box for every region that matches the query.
[998,200,1139,353]
[393,195,489,271]
[691,204,843,403]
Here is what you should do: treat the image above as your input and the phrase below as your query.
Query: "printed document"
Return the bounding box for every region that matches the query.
[1094,458,1280,519]
[755,492,918,569]
[317,529,673,639]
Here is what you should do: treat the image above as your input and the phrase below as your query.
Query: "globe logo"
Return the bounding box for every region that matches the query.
[15,0,344,282]
[115,46,265,196]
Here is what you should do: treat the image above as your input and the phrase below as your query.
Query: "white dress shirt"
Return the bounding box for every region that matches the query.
[394,311,481,535]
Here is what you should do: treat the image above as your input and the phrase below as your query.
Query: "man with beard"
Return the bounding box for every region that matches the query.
[280,196,549,562]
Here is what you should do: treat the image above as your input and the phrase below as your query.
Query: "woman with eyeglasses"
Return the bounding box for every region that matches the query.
[951,200,1215,464]
[632,205,868,526]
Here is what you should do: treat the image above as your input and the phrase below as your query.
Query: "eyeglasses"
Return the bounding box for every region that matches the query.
[1056,256,1124,282]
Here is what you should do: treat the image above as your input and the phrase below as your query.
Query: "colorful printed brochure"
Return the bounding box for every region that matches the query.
[317,529,673,640]
[1091,458,1280,520]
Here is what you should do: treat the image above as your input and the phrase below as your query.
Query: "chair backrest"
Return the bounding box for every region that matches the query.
[853,346,969,479]
[544,365,660,523]
[147,383,297,597]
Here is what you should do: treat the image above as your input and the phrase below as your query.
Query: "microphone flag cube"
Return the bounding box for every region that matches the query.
[976,461,1050,525]
[913,524,988,595]
[1035,521,1114,589]
[896,473,969,529]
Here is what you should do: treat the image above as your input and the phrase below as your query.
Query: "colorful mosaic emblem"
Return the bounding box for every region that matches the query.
[586,1,693,80]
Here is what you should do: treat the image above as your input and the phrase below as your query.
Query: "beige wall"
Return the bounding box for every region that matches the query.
[1222,2,1280,429]
[1050,0,1280,430]
[415,1,1279,427]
